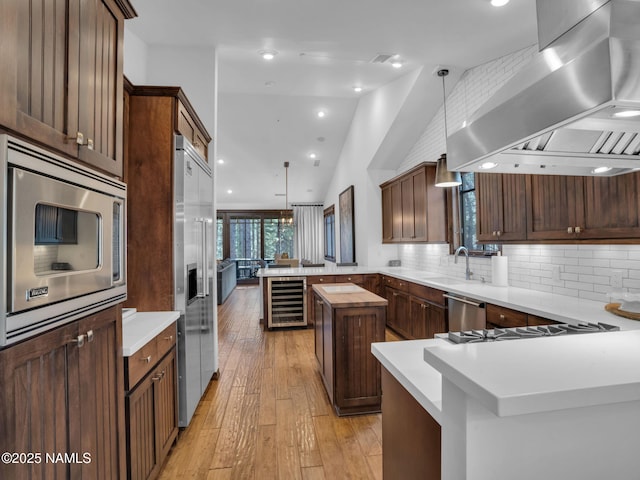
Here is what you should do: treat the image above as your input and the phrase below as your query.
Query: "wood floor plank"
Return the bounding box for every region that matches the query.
[158,286,385,480]
[276,398,303,480]
[255,425,278,480]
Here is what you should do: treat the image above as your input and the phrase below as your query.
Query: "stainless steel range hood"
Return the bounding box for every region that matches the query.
[448,0,640,176]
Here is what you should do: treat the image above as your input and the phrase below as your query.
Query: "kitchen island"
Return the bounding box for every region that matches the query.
[373,328,640,480]
[313,283,387,416]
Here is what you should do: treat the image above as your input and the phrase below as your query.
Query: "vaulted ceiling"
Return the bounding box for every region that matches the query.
[126,0,538,208]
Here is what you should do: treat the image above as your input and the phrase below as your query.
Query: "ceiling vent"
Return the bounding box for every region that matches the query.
[369,53,395,64]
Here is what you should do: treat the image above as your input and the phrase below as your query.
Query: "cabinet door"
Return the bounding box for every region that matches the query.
[363,274,381,296]
[424,165,447,242]
[410,296,429,339]
[334,307,385,411]
[579,172,640,239]
[381,185,393,242]
[486,304,528,329]
[477,173,527,242]
[401,175,416,240]
[127,370,159,480]
[0,323,76,480]
[386,287,411,338]
[322,303,334,403]
[73,306,122,479]
[70,0,126,176]
[0,0,78,158]
[526,175,582,240]
[313,292,324,368]
[391,182,403,240]
[155,349,178,461]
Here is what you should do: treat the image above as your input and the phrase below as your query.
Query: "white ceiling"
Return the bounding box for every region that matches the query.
[127,0,539,209]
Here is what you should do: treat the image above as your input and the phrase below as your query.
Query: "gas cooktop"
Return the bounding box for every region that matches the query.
[448,322,620,344]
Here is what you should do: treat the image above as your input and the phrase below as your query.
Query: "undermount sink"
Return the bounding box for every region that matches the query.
[322,285,363,293]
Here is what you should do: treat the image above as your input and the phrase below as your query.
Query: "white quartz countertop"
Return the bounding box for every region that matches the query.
[122,310,180,356]
[423,329,640,417]
[260,265,640,330]
[371,339,443,424]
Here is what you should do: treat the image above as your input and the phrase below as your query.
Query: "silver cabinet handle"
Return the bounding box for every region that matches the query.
[68,334,86,347]
[567,226,574,233]
[164,335,174,342]
[141,355,152,363]
[86,330,94,343]
[575,226,582,233]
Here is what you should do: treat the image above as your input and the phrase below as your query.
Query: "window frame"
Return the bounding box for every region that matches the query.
[448,172,500,256]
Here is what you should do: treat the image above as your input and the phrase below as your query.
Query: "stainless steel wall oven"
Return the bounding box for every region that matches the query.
[1,135,126,345]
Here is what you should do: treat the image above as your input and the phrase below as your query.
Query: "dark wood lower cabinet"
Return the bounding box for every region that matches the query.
[126,348,178,480]
[0,305,124,480]
[382,367,441,480]
[385,281,447,340]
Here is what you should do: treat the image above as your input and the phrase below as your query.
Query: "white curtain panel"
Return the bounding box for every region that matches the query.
[293,205,324,263]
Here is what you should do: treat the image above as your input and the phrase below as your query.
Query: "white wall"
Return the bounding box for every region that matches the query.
[123,29,148,85]
[322,68,429,267]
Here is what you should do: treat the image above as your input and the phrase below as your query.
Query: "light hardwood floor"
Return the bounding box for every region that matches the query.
[158,285,399,480]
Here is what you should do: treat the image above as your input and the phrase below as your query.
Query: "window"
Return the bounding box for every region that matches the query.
[217,210,294,282]
[459,172,499,254]
[324,205,335,261]
[263,217,294,261]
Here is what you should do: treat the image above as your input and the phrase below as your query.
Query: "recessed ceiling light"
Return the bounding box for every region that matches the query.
[491,0,510,6]
[353,86,363,93]
[391,60,403,69]
[317,110,326,118]
[614,110,640,118]
[227,189,233,194]
[592,166,612,174]
[217,158,224,164]
[309,153,317,159]
[259,50,277,60]
[479,162,498,170]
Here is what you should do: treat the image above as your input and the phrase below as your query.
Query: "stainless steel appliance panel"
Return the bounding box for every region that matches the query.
[444,293,486,332]
[174,135,215,428]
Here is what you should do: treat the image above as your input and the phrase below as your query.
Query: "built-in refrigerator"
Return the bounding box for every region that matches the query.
[174,135,216,427]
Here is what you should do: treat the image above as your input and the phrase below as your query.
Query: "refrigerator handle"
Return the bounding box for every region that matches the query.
[203,218,212,297]
[196,218,206,298]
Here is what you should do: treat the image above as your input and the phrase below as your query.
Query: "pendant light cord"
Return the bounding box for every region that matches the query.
[438,69,449,146]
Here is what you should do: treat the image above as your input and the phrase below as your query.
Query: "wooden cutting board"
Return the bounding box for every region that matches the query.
[605,303,640,321]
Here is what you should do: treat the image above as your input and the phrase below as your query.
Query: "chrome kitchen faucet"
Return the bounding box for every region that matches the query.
[454,246,472,280]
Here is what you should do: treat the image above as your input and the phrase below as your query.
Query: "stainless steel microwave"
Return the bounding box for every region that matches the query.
[1,135,126,345]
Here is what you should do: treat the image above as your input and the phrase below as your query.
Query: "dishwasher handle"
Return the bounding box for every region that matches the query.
[443,294,485,308]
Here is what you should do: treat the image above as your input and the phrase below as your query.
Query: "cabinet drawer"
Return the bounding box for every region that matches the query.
[307,275,337,285]
[336,274,364,284]
[382,276,408,292]
[408,282,445,306]
[156,323,177,360]
[486,304,527,329]
[126,339,159,390]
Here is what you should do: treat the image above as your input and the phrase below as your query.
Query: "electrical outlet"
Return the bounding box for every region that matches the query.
[611,270,623,289]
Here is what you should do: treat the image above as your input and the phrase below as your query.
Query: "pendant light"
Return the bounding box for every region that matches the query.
[435,69,462,187]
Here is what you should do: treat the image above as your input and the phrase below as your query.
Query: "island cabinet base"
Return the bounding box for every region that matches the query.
[381,368,441,480]
[313,284,387,416]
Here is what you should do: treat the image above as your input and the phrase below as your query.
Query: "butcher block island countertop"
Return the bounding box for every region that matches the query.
[312,283,388,307]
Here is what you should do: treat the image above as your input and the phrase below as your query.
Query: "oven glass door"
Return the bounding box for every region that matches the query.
[8,167,115,313]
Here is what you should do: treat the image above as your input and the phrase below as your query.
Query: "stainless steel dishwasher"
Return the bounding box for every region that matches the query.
[443,293,486,331]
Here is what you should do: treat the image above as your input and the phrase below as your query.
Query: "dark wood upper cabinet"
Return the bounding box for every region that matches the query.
[579,172,640,239]
[380,163,446,243]
[0,0,135,177]
[476,173,527,242]
[526,175,583,240]
[477,171,640,243]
